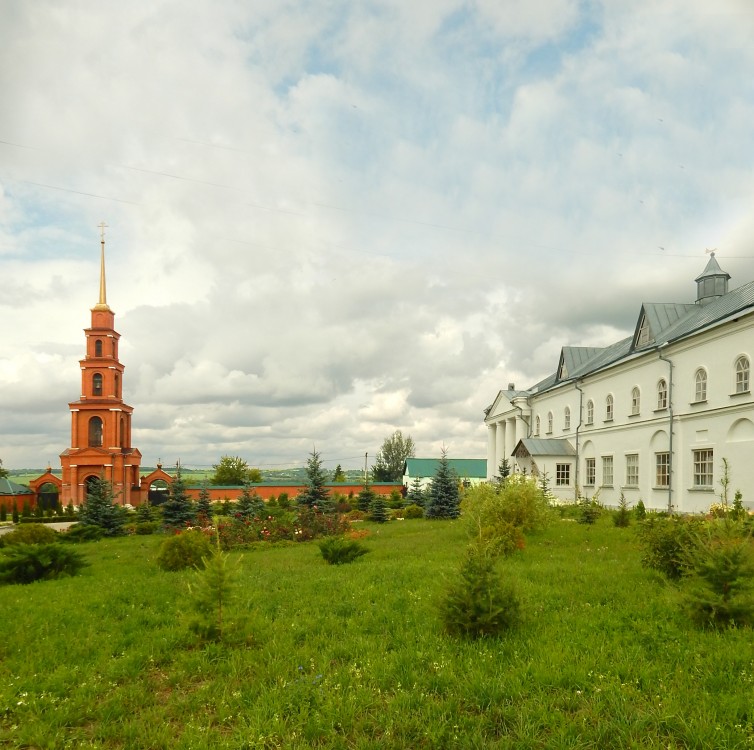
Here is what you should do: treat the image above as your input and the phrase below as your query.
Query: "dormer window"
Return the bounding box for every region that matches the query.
[636,315,652,347]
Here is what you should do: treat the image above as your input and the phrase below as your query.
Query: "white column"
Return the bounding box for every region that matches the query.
[505,417,516,465]
[487,424,496,480]
[495,421,506,475]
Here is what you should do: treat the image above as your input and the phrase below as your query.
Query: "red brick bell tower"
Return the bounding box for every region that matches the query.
[60,226,142,505]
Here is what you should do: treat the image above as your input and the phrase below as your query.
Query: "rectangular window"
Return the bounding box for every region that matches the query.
[693,449,714,488]
[655,452,669,487]
[556,463,571,486]
[625,453,639,486]
[602,456,614,487]
[585,458,595,486]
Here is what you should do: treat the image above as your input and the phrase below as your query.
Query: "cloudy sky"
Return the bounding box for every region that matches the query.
[2,0,754,472]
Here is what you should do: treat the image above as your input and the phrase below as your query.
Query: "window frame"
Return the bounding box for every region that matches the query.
[601,456,614,488]
[692,449,714,489]
[547,412,553,434]
[735,356,750,394]
[586,399,594,425]
[555,463,571,487]
[564,406,571,431]
[605,394,614,421]
[92,373,103,396]
[657,379,668,410]
[694,368,707,403]
[585,458,596,487]
[630,386,640,416]
[655,452,669,488]
[625,453,639,487]
[535,415,540,436]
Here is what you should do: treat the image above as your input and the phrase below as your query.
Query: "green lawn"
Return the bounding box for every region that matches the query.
[1,518,752,749]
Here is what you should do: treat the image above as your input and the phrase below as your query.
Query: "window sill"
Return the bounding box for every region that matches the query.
[621,485,639,490]
[585,421,594,427]
[690,399,707,406]
[628,412,641,418]
[603,418,614,423]
[729,390,750,398]
[688,486,714,492]
[652,485,669,491]
[653,407,668,413]
[600,484,614,489]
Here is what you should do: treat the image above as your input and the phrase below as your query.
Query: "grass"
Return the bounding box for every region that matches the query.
[1,518,753,748]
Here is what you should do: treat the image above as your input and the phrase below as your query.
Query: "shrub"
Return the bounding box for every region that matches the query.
[135,521,160,535]
[461,484,526,558]
[157,530,213,572]
[0,543,88,584]
[318,536,369,565]
[186,547,244,644]
[369,495,390,523]
[440,548,521,638]
[60,524,104,543]
[495,475,553,533]
[613,493,631,528]
[637,515,705,579]
[403,503,424,519]
[578,496,602,525]
[2,524,58,546]
[680,521,754,628]
[634,498,646,520]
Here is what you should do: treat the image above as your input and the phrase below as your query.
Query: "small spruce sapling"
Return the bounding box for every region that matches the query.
[369,494,390,523]
[613,493,631,527]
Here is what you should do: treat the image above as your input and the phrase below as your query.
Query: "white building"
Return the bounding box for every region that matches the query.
[484,254,754,512]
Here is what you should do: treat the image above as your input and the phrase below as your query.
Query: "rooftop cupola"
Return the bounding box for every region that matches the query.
[695,251,730,306]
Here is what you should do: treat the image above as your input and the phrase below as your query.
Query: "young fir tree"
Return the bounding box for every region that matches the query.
[357,482,377,512]
[161,468,196,530]
[425,448,461,519]
[369,493,390,523]
[235,484,265,521]
[195,484,213,525]
[406,476,425,506]
[298,449,331,509]
[496,459,511,487]
[136,500,154,522]
[78,476,126,536]
[332,464,346,482]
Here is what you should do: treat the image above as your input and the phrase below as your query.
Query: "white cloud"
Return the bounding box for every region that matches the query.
[1,0,753,470]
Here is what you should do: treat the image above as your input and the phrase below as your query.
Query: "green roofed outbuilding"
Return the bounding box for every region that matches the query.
[403,458,487,490]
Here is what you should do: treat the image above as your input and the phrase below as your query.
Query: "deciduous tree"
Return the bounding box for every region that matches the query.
[372,430,415,482]
[210,456,262,485]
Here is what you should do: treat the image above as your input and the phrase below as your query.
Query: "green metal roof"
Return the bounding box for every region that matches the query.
[404,458,487,479]
[0,478,34,496]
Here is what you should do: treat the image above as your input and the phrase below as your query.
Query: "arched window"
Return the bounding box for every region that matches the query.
[694,369,707,402]
[586,400,594,425]
[564,406,571,430]
[94,339,103,357]
[120,416,126,447]
[735,356,750,393]
[92,373,103,396]
[657,379,668,410]
[605,394,614,421]
[547,412,553,434]
[535,415,541,436]
[114,373,120,398]
[88,416,103,447]
[631,387,640,415]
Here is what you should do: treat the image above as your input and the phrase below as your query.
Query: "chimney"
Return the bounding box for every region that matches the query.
[507,382,515,391]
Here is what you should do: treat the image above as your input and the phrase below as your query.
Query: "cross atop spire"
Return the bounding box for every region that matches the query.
[93,222,111,311]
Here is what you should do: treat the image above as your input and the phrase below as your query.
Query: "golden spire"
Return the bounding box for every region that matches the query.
[93,221,111,311]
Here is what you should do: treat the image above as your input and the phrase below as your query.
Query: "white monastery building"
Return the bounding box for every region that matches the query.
[485,253,754,512]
